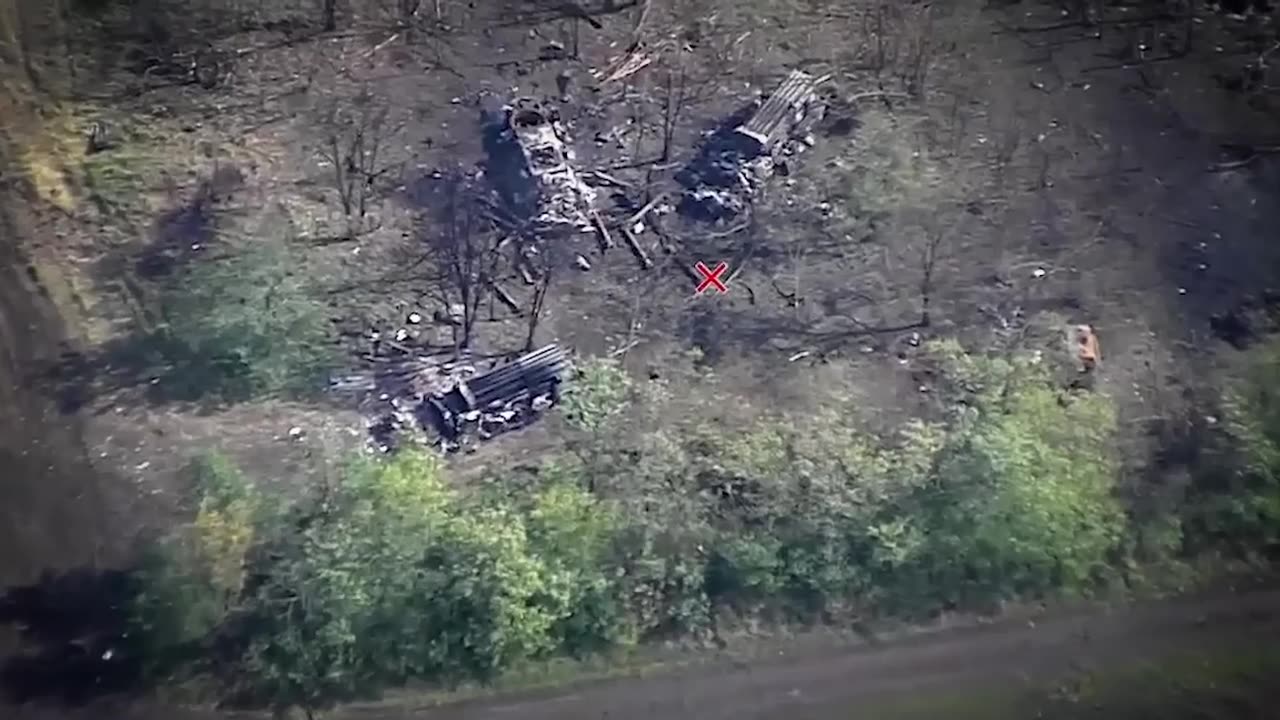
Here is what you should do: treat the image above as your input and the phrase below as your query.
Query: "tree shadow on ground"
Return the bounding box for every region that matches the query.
[0,569,143,706]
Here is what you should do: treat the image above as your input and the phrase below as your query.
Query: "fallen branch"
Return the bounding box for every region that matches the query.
[586,170,633,188]
[611,339,641,357]
[626,193,668,226]
[363,32,402,58]
[489,282,522,314]
[708,221,750,239]
[588,210,614,250]
[844,88,911,102]
[619,224,654,269]
[1208,155,1258,172]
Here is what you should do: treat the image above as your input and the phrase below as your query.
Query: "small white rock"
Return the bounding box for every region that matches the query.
[407,312,422,324]
[1032,268,1047,278]
[288,426,303,438]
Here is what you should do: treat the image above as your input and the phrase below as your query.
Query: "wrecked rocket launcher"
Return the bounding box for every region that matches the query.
[432,344,568,419]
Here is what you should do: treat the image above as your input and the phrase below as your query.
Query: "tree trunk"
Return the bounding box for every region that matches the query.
[525,274,552,352]
[323,0,336,31]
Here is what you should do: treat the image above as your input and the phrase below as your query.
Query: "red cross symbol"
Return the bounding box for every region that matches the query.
[694,261,729,295]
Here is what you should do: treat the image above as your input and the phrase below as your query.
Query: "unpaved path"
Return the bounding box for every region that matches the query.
[9,589,1274,720]
[364,589,1278,720]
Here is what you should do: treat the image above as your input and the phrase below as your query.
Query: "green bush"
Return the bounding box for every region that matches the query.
[1196,338,1280,552]
[129,452,260,677]
[148,238,336,402]
[908,352,1124,607]
[131,342,1139,715]
[561,357,633,434]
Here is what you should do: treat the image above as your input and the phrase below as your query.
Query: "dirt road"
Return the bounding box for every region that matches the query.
[321,588,1280,720]
[9,587,1258,719]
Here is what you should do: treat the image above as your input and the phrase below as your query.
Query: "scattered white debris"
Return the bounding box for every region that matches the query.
[450,97,461,104]
[788,350,811,362]
[1198,263,1208,271]
[1178,287,1187,295]
[288,426,303,439]
[135,461,150,471]
[1206,415,1218,425]
[574,254,592,271]
[394,328,409,342]
[908,331,921,347]
[102,649,114,660]
[632,221,645,235]
[191,243,201,250]
[1032,268,1047,278]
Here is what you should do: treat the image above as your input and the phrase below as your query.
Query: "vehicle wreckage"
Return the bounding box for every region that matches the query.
[355,343,570,453]
[486,98,601,236]
[678,69,830,221]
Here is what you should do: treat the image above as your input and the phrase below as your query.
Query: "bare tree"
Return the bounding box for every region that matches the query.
[420,170,508,351]
[658,51,692,162]
[524,269,553,352]
[317,89,400,240]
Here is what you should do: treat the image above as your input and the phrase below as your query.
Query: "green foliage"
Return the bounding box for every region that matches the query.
[131,343,1139,713]
[561,357,632,433]
[129,452,260,677]
[911,364,1124,606]
[1199,338,1280,550]
[526,483,628,654]
[148,237,336,402]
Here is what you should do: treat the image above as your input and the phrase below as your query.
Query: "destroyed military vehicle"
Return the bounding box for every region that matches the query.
[678,70,829,221]
[360,344,569,454]
[482,97,598,236]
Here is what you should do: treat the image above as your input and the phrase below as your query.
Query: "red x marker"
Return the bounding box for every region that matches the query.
[694,261,729,295]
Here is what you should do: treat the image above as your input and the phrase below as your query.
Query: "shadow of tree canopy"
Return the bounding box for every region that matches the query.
[0,569,143,706]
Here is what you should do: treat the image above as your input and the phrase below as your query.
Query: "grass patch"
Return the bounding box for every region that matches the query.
[12,102,84,212]
[1033,646,1280,719]
[856,644,1280,719]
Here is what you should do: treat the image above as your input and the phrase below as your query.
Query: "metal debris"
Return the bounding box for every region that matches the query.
[345,345,570,454]
[677,70,828,221]
[506,98,598,234]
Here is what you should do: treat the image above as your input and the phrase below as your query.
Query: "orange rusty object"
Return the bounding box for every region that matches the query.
[1075,324,1100,372]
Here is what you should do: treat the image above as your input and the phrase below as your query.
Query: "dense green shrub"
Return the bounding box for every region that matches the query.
[1193,338,1280,553]
[148,238,336,402]
[903,342,1124,608]
[129,452,260,677]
